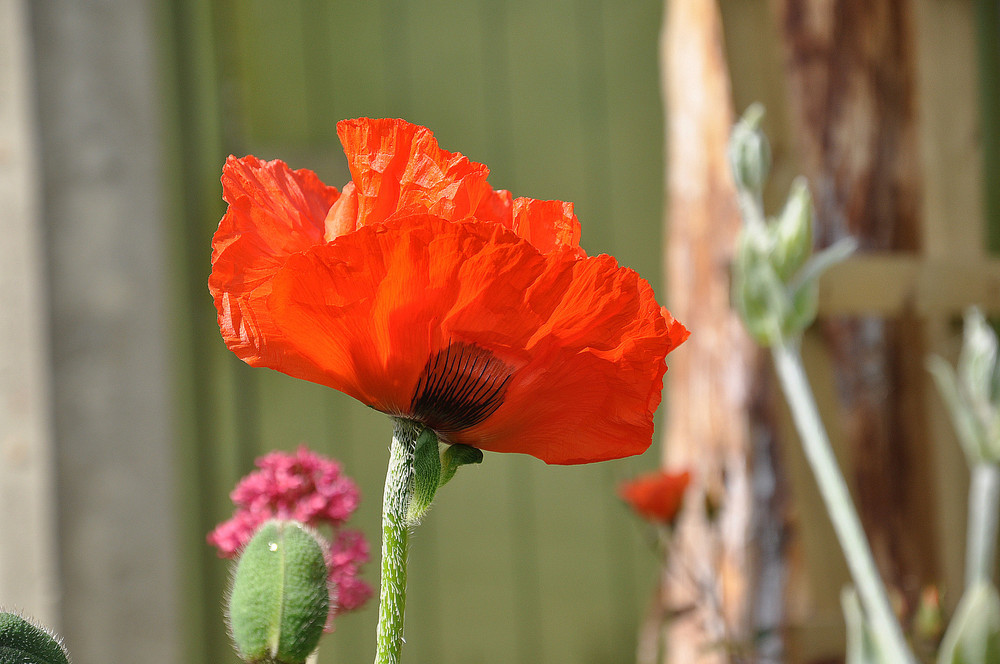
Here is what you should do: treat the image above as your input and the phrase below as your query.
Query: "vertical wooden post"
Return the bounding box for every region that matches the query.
[661,0,786,661]
[774,0,940,610]
[29,1,178,661]
[0,0,60,627]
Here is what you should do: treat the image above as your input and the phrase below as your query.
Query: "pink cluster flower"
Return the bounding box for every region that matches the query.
[207,445,373,622]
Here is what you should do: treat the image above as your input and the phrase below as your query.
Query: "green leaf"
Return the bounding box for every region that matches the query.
[936,581,1000,664]
[842,587,883,664]
[728,103,771,196]
[928,355,990,466]
[0,611,70,664]
[773,178,814,282]
[227,520,329,664]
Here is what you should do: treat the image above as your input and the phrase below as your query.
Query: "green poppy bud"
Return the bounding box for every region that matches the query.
[227,520,329,664]
[0,611,70,664]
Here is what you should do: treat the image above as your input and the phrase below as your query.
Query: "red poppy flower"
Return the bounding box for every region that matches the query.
[619,470,691,524]
[210,118,688,464]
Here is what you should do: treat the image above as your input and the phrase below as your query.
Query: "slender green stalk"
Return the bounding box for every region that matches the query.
[966,463,1000,588]
[375,419,420,664]
[772,341,915,664]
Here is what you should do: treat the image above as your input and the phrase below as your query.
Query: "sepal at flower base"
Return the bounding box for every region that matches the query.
[407,427,442,526]
[227,520,329,664]
[0,611,70,664]
[406,428,484,526]
[440,443,483,487]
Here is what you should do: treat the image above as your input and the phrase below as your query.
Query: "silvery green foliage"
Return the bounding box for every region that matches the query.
[0,610,70,664]
[841,588,883,664]
[729,105,855,347]
[928,308,1000,465]
[936,581,1000,664]
[728,102,771,196]
[227,520,329,664]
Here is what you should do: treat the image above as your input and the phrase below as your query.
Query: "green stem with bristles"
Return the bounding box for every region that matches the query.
[374,419,420,664]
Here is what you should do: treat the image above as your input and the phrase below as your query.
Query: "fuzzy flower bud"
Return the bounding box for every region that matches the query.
[208,445,373,628]
[228,520,330,664]
[0,611,70,664]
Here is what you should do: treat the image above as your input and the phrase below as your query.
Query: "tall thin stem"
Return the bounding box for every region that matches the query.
[772,341,915,664]
[966,462,1000,589]
[374,419,420,664]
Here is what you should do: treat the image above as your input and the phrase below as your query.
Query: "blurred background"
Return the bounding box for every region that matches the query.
[3,1,668,663]
[2,0,998,663]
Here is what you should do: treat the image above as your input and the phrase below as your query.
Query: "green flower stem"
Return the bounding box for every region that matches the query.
[966,462,1000,589]
[375,419,420,664]
[772,341,915,664]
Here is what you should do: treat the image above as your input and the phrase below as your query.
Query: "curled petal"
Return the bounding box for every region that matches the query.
[335,118,581,255]
[337,118,510,228]
[512,197,583,257]
[210,156,340,367]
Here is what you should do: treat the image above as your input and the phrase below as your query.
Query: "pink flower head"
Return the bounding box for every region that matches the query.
[328,529,371,613]
[208,445,373,625]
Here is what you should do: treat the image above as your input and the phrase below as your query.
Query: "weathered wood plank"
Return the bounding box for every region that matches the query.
[661,0,772,662]
[28,0,178,661]
[820,256,1000,315]
[0,0,60,629]
[774,0,941,623]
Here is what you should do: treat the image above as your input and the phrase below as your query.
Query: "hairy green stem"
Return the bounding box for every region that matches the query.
[374,419,420,664]
[772,341,915,664]
[966,462,1000,589]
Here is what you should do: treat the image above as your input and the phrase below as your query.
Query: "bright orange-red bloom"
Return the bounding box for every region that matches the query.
[619,470,691,524]
[210,118,688,464]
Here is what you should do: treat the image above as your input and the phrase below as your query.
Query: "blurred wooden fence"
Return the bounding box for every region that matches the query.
[2,1,998,663]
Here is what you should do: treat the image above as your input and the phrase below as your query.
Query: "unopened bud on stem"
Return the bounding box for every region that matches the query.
[228,520,329,664]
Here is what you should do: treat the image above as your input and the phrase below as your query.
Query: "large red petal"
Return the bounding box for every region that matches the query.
[450,253,678,464]
[262,214,683,464]
[210,155,339,366]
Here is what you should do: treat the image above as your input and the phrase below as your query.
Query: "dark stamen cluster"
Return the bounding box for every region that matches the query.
[409,342,512,433]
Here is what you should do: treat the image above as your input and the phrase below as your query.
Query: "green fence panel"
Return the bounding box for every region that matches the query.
[164,1,668,662]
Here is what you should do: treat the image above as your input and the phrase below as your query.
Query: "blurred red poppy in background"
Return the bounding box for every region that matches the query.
[210,118,688,464]
[619,470,691,525]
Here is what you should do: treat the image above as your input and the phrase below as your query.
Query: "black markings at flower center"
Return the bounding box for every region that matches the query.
[410,342,513,433]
